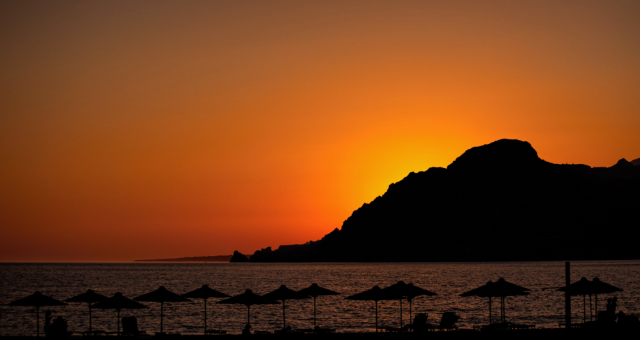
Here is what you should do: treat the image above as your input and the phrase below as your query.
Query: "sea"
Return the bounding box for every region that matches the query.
[1,261,639,336]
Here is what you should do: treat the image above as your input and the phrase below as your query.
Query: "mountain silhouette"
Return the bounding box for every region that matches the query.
[233,139,640,262]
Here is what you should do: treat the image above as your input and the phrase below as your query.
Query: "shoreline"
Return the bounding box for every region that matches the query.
[2,327,640,339]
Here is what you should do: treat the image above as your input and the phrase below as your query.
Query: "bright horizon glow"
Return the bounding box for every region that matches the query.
[1,1,639,262]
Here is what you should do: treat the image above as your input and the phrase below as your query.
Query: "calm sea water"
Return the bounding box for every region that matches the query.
[1,261,638,336]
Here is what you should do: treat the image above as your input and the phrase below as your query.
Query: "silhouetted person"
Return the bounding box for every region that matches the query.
[242,323,251,336]
[52,316,68,338]
[606,297,617,315]
[44,312,69,338]
[44,310,52,337]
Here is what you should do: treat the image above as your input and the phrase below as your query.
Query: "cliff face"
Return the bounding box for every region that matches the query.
[248,139,640,262]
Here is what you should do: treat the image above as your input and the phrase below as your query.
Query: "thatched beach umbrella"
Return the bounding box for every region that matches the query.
[558,277,622,322]
[65,289,108,334]
[590,277,622,319]
[217,289,277,327]
[558,277,593,322]
[384,281,436,327]
[460,279,528,324]
[134,286,190,333]
[91,292,147,336]
[9,291,66,337]
[297,283,340,328]
[346,286,401,332]
[263,285,309,329]
[493,278,529,323]
[182,285,229,334]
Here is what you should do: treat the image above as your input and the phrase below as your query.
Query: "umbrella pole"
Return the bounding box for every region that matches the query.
[89,302,92,334]
[489,297,492,325]
[247,305,251,326]
[589,294,593,321]
[283,300,286,329]
[204,298,207,334]
[400,299,403,328]
[36,306,40,337]
[117,308,120,336]
[595,294,598,321]
[501,297,505,323]
[375,301,378,333]
[583,295,586,323]
[313,296,317,328]
[409,298,413,330]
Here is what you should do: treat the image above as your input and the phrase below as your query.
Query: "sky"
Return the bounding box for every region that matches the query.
[1,1,639,262]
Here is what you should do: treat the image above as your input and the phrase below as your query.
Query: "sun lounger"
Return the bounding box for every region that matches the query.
[438,312,459,331]
[403,313,435,333]
[314,327,335,334]
[81,329,107,336]
[205,329,227,335]
[381,326,401,332]
[508,323,535,330]
[155,332,182,338]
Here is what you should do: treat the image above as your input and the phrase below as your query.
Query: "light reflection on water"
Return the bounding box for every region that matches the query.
[1,261,638,335]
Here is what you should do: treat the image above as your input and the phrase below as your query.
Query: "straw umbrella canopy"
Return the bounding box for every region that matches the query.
[65,289,108,334]
[590,277,622,319]
[262,285,310,329]
[91,292,147,336]
[558,277,593,322]
[182,285,229,334]
[384,281,437,328]
[217,289,278,327]
[558,277,622,322]
[460,279,528,324]
[492,278,529,323]
[297,283,340,328]
[134,286,190,333]
[346,285,401,332]
[9,291,67,337]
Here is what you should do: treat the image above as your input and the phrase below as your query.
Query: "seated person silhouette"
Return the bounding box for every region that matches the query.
[122,316,145,336]
[47,314,69,338]
[439,312,459,331]
[44,310,52,337]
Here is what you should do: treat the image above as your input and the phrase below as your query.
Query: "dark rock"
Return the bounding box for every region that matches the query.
[229,251,249,262]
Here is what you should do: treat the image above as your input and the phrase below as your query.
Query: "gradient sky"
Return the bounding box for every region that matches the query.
[1,1,639,262]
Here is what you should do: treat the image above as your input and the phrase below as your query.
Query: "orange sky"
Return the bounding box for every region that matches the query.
[1,1,639,262]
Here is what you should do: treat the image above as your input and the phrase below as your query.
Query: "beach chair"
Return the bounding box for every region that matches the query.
[438,312,459,331]
[402,313,434,333]
[205,329,227,335]
[121,317,147,337]
[314,327,335,334]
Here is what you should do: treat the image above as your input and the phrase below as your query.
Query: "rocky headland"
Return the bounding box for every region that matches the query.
[232,139,640,262]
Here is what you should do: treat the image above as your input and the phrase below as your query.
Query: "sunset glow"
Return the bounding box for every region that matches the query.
[1,1,639,261]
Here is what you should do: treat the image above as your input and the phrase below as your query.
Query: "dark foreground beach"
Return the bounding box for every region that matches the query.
[2,327,640,340]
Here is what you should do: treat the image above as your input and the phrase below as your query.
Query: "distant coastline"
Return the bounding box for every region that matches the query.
[135,255,232,262]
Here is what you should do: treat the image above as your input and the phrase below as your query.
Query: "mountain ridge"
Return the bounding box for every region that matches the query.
[234,139,640,262]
